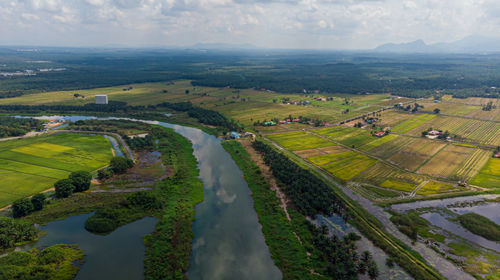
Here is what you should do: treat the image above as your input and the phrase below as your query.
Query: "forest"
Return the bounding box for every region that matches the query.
[2,48,500,99]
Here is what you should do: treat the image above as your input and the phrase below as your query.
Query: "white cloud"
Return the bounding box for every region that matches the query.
[0,0,499,49]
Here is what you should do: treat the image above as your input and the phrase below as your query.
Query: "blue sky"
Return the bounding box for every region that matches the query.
[1,0,498,49]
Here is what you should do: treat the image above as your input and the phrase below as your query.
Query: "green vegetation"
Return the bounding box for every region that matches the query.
[109,156,134,174]
[85,192,161,234]
[0,244,84,280]
[143,127,204,280]
[54,179,75,198]
[390,211,438,241]
[68,171,92,192]
[266,131,333,151]
[0,116,43,138]
[458,213,500,241]
[0,134,113,208]
[0,217,37,250]
[471,157,500,188]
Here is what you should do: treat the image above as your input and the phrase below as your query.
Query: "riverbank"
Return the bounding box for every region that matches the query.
[222,140,322,279]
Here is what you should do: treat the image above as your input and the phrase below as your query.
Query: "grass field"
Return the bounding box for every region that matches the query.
[0,134,113,207]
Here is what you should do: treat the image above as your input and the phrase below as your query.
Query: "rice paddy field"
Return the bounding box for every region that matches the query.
[375,109,500,146]
[268,130,460,199]
[470,157,500,188]
[0,134,113,207]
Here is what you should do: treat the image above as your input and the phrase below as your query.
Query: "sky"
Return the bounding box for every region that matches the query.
[0,0,499,49]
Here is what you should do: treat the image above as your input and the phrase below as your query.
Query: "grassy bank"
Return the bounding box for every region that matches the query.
[222,140,323,279]
[143,126,204,279]
[458,213,500,241]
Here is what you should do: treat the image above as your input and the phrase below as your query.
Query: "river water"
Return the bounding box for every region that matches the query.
[26,115,281,280]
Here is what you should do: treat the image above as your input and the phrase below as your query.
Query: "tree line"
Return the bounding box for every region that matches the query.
[0,116,43,138]
[157,102,241,131]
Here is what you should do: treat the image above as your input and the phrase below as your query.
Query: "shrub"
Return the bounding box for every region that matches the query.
[84,217,117,234]
[69,171,92,192]
[97,168,113,180]
[12,198,34,218]
[30,194,45,211]
[54,179,75,198]
[38,246,66,265]
[126,191,161,210]
[110,156,134,174]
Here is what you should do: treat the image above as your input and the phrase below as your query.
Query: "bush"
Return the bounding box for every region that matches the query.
[12,198,34,218]
[69,171,92,192]
[97,168,113,180]
[0,251,36,266]
[38,246,66,265]
[126,191,161,210]
[54,179,75,198]
[110,156,134,174]
[30,194,45,211]
[84,217,117,234]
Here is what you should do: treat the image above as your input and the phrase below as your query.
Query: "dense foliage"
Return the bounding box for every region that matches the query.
[157,102,241,131]
[109,156,134,174]
[69,171,92,192]
[458,213,500,241]
[0,244,84,280]
[54,179,75,198]
[252,140,345,217]
[12,198,34,218]
[0,117,43,138]
[0,217,37,250]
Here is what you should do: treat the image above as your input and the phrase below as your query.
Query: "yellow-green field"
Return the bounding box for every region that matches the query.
[0,134,113,207]
[266,131,333,151]
[470,157,500,188]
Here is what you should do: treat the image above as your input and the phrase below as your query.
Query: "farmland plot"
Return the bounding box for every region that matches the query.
[0,134,113,207]
[452,149,492,181]
[266,131,333,151]
[470,157,500,188]
[369,136,416,159]
[391,114,436,133]
[388,139,446,171]
[418,144,474,178]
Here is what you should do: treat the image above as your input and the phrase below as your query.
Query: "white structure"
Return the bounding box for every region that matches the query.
[95,95,108,105]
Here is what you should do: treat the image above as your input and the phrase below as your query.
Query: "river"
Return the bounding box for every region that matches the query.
[27,115,282,280]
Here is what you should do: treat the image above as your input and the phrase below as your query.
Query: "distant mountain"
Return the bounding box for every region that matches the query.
[189,42,258,50]
[374,36,500,53]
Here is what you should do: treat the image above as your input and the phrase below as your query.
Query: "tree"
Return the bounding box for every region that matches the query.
[12,198,33,218]
[368,260,379,279]
[185,89,190,94]
[98,168,113,181]
[110,156,134,174]
[69,171,92,192]
[433,108,440,114]
[31,193,45,211]
[54,179,75,198]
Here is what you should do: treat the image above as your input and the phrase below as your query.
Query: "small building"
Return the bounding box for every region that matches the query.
[428,130,442,136]
[375,132,385,137]
[231,132,240,139]
[494,153,500,158]
[95,95,108,105]
[263,121,276,126]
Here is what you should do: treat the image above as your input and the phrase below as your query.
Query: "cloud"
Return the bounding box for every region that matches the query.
[1,0,499,49]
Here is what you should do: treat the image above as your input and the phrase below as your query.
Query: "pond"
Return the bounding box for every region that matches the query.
[25,214,157,280]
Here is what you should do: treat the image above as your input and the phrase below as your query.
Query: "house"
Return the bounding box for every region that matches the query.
[95,95,108,105]
[293,118,300,122]
[375,132,385,137]
[304,101,310,105]
[263,121,276,126]
[231,132,240,139]
[279,120,287,124]
[494,153,500,158]
[428,130,442,136]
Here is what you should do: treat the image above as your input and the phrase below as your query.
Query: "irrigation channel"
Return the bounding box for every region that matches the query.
[23,115,282,280]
